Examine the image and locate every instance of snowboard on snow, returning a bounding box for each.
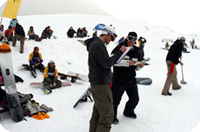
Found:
[73,87,93,108]
[0,44,24,122]
[30,82,71,94]
[21,64,37,78]
[58,71,88,83]
[136,77,152,85]
[77,40,86,46]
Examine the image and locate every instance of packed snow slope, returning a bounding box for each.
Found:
[0,14,200,132]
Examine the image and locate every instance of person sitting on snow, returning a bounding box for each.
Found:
[82,27,88,37]
[43,60,62,90]
[0,24,5,42]
[4,26,13,43]
[29,46,45,76]
[67,26,76,38]
[41,26,53,39]
[27,26,42,42]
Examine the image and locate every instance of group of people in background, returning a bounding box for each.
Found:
[0,18,55,53]
[67,26,88,38]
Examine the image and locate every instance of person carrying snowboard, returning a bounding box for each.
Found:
[161,36,185,96]
[29,46,45,77]
[111,32,145,124]
[85,25,126,132]
[43,60,62,90]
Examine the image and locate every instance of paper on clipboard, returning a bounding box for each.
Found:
[116,47,132,64]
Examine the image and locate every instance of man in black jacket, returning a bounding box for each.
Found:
[85,26,126,132]
[162,37,185,96]
[111,32,145,124]
[12,23,25,53]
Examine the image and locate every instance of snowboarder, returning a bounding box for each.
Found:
[162,36,185,96]
[85,25,126,132]
[43,60,62,90]
[111,32,145,124]
[29,46,45,77]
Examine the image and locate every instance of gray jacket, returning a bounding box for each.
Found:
[85,37,123,84]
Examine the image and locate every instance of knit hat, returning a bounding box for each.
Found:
[49,60,55,63]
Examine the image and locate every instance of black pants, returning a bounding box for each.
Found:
[30,64,45,73]
[112,82,139,119]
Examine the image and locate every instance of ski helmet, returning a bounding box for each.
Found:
[180,36,186,42]
[34,46,39,51]
[101,26,117,41]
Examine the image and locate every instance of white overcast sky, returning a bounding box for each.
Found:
[0,0,199,35]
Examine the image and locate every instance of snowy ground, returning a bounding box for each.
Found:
[0,14,200,132]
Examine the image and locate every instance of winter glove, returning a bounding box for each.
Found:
[40,104,53,112]
[49,84,53,88]
[53,82,56,87]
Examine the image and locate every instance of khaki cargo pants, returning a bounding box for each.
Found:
[89,84,114,132]
[12,34,25,53]
[162,60,180,94]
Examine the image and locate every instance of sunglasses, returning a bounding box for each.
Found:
[127,36,137,42]
[50,63,55,65]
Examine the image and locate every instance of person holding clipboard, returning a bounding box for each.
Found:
[111,31,145,124]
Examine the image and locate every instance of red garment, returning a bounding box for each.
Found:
[169,62,175,74]
[4,29,12,36]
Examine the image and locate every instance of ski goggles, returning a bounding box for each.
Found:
[111,34,117,41]
[127,36,137,42]
[102,28,117,41]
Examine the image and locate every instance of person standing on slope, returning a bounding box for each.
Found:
[162,36,185,96]
[85,26,126,132]
[111,32,145,124]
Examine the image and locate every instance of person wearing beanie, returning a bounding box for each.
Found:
[29,46,45,76]
[161,36,185,96]
[85,25,126,132]
[43,60,62,90]
[111,31,145,124]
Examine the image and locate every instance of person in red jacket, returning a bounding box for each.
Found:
[4,26,13,42]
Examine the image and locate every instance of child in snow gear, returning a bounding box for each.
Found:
[43,60,62,90]
[29,46,45,78]
[111,32,145,124]
[162,36,185,96]
[85,25,126,132]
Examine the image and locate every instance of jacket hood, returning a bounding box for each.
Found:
[85,37,102,52]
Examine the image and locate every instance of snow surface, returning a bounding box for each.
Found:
[0,14,200,132]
